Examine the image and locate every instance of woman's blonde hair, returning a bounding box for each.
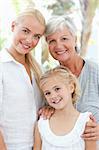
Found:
[16,6,46,85]
[40,66,80,104]
[16,6,45,26]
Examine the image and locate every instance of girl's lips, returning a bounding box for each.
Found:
[56,50,67,55]
[52,98,62,104]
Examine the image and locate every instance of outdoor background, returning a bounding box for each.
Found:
[0,0,99,69]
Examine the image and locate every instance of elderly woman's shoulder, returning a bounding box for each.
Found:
[84,59,99,70]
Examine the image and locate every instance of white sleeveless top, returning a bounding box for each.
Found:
[38,112,91,150]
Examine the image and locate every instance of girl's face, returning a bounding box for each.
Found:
[41,76,74,110]
[46,27,76,62]
[11,15,45,55]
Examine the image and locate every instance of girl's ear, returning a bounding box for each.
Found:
[69,82,75,94]
[11,21,16,32]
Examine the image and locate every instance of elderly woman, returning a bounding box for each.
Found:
[44,15,99,144]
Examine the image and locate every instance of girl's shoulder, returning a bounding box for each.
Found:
[75,112,92,133]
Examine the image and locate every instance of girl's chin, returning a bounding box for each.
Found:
[22,49,30,54]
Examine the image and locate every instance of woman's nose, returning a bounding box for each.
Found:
[55,40,63,49]
[26,34,34,43]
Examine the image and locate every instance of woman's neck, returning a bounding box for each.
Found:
[60,56,84,77]
[7,47,26,65]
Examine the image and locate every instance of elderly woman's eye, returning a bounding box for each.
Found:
[48,40,55,44]
[62,37,68,40]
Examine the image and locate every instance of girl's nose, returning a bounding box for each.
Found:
[51,91,58,98]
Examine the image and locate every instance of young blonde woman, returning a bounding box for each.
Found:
[34,66,96,150]
[0,6,45,150]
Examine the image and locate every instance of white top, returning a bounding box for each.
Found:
[77,59,99,123]
[0,49,43,150]
[38,112,91,150]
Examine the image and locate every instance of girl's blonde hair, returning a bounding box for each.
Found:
[40,66,80,104]
[16,6,46,85]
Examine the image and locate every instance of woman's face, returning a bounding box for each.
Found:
[11,15,45,55]
[46,27,76,62]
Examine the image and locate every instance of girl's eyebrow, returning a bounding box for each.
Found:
[52,85,59,89]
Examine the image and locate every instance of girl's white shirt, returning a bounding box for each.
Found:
[0,49,43,150]
[38,112,91,150]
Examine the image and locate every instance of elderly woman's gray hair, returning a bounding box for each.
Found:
[45,15,77,38]
[45,15,79,52]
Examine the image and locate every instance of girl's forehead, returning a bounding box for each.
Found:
[42,75,67,86]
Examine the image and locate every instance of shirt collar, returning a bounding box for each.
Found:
[0,48,17,63]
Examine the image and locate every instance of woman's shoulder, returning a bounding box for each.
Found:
[84,59,99,77]
[85,59,99,69]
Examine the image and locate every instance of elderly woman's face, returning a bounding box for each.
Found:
[46,27,76,62]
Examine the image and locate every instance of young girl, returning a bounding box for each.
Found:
[0,6,46,150]
[34,66,96,150]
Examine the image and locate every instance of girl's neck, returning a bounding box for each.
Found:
[49,106,80,136]
[53,104,79,119]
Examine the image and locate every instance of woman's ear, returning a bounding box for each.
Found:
[11,21,16,32]
[75,36,77,43]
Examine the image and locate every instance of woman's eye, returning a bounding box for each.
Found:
[22,29,29,34]
[48,40,55,44]
[34,34,41,40]
[62,37,68,41]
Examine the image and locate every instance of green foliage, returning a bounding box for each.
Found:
[11,0,20,14]
[0,37,6,50]
[47,0,75,15]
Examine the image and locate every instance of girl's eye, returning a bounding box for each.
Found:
[55,87,60,91]
[44,91,51,96]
